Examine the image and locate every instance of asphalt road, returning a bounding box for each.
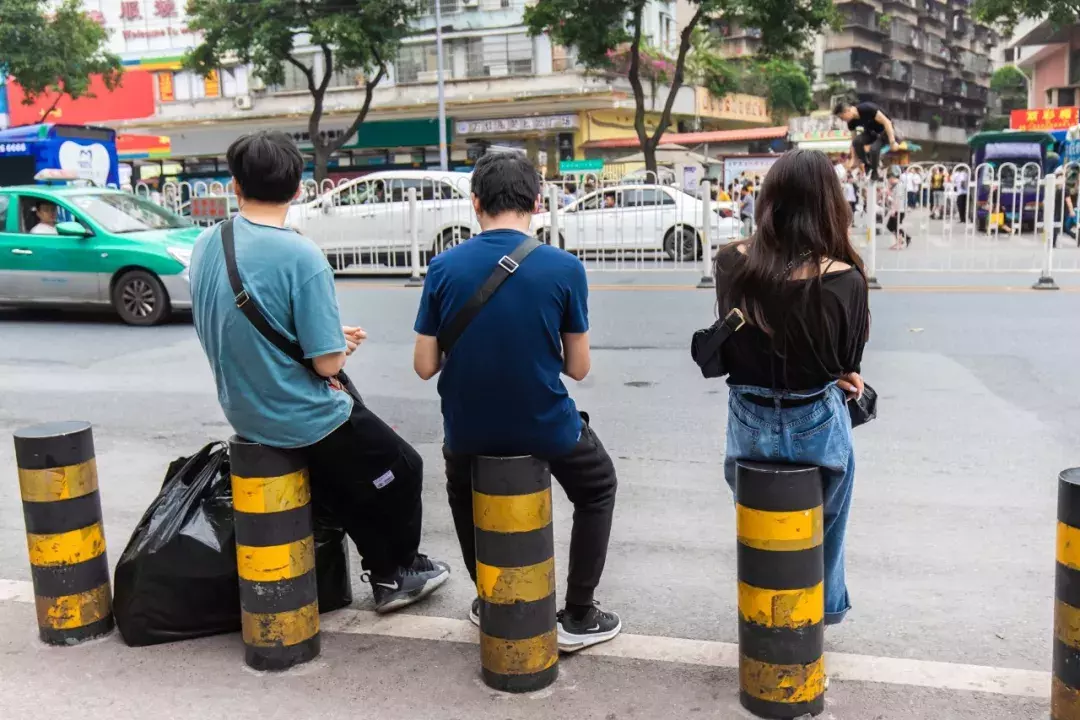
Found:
[0,272,1077,719]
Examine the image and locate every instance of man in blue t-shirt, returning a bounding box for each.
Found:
[190,131,449,614]
[413,152,621,652]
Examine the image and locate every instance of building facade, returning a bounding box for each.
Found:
[706,0,998,159]
[3,0,772,178]
[1010,22,1080,111]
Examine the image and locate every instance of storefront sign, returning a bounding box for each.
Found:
[722,156,780,189]
[1010,107,1079,131]
[157,72,175,102]
[6,71,156,125]
[787,115,848,143]
[559,158,603,173]
[203,69,220,98]
[695,90,769,123]
[456,114,580,136]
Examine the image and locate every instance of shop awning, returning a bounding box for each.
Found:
[582,126,788,150]
[796,140,851,153]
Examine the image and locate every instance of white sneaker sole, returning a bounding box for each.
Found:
[375,569,451,614]
[557,617,622,653]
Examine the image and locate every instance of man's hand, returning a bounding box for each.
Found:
[838,372,864,401]
[890,142,901,153]
[343,326,367,356]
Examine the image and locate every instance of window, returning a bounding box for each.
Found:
[621,188,674,207]
[67,194,190,233]
[1070,49,1080,85]
[0,195,9,230]
[395,43,451,83]
[465,33,533,78]
[1060,88,1076,108]
[17,196,75,234]
[269,55,316,93]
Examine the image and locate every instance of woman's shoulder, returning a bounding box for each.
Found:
[716,242,748,270]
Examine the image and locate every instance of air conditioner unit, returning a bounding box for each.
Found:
[487,63,509,77]
[220,51,240,66]
[249,76,266,91]
[462,0,479,7]
[234,95,253,110]
[417,69,440,82]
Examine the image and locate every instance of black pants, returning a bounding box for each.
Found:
[301,400,423,577]
[443,414,618,607]
[887,212,908,242]
[956,194,968,223]
[853,132,886,175]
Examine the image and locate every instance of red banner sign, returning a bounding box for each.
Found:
[6,71,155,125]
[1010,107,1079,131]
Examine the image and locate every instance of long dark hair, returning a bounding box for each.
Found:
[716,149,866,336]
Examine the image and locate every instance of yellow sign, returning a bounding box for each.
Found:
[157,72,175,103]
[696,89,769,123]
[203,69,221,98]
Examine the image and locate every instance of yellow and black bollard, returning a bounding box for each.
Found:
[736,461,825,719]
[14,421,114,645]
[473,455,558,693]
[230,437,320,671]
[1054,467,1080,718]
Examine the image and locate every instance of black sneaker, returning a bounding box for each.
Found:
[469,597,480,628]
[362,554,450,614]
[557,604,622,653]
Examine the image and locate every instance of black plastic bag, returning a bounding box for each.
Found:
[114,442,353,647]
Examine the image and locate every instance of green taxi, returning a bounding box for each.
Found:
[0,185,202,325]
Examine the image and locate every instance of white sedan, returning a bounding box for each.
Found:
[533,185,740,259]
[285,170,477,267]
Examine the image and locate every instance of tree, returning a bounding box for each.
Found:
[525,0,835,174]
[741,58,813,123]
[185,0,419,182]
[0,0,122,119]
[990,65,1028,114]
[973,0,1075,30]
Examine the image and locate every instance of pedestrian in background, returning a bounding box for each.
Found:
[904,166,922,209]
[887,173,910,249]
[739,185,755,237]
[952,166,969,223]
[413,152,622,653]
[189,131,451,614]
[843,177,858,224]
[929,167,946,219]
[711,148,870,627]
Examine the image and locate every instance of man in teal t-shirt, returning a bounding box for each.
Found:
[190,131,449,613]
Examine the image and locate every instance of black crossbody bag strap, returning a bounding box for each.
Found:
[220,218,315,372]
[436,236,543,353]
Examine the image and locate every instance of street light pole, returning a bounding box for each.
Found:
[434,0,448,171]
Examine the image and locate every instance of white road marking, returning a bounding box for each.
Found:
[0,579,1050,699]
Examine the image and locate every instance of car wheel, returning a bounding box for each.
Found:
[112,270,170,326]
[663,226,700,261]
[434,227,471,255]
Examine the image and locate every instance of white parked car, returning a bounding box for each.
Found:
[532,185,740,259]
[285,170,477,267]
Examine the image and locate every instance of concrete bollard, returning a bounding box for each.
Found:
[14,421,114,645]
[473,455,558,693]
[230,437,320,671]
[1054,468,1080,717]
[736,461,825,718]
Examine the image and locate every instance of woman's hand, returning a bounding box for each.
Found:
[838,371,864,401]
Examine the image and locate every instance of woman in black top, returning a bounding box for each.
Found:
[714,149,870,626]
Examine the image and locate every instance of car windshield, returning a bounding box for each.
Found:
[69,193,191,233]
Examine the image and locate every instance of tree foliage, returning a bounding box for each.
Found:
[525,0,834,172]
[0,0,122,116]
[973,0,1077,31]
[185,0,419,180]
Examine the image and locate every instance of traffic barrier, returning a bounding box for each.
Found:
[473,455,558,693]
[13,421,114,645]
[736,461,825,719]
[1054,467,1080,718]
[230,437,320,671]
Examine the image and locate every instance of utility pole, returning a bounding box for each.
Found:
[434,0,448,171]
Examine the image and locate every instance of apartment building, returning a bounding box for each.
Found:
[3,0,771,176]
[703,0,998,158]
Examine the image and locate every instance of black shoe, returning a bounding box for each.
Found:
[557,603,622,653]
[469,597,480,628]
[362,554,450,614]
